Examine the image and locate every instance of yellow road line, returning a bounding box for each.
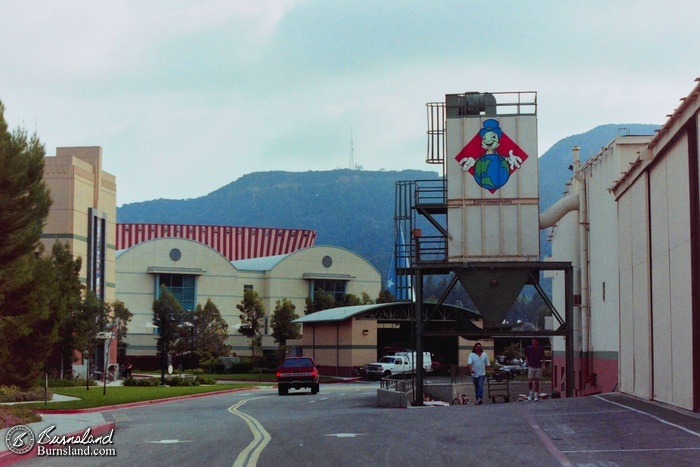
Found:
[228,397,272,467]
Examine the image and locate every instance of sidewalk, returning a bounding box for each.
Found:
[0,380,260,465]
[3,382,699,466]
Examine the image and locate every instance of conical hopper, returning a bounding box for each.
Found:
[458,268,530,324]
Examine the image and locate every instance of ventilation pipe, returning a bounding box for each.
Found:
[539,194,579,229]
[572,147,592,383]
[539,146,590,393]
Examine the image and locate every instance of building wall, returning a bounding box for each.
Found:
[550,82,700,411]
[293,318,378,376]
[116,242,382,358]
[42,146,118,370]
[586,141,648,392]
[648,134,694,408]
[42,146,117,302]
[549,139,649,395]
[617,174,652,399]
[268,246,381,313]
[117,238,241,356]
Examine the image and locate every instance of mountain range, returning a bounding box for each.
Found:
[117,123,660,278]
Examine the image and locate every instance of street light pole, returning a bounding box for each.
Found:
[181,320,195,370]
[190,327,195,368]
[84,349,90,391]
[96,331,113,395]
[159,312,175,386]
[160,316,167,386]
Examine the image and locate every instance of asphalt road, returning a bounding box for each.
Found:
[16,381,700,467]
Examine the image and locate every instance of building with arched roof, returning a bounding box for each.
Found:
[116,239,381,362]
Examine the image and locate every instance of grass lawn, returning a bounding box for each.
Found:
[20,383,261,411]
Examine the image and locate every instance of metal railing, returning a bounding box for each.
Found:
[380,373,415,392]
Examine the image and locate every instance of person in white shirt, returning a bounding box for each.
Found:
[467,342,491,404]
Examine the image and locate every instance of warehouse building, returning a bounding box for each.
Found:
[548,79,700,412]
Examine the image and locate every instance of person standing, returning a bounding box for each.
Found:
[524,338,546,401]
[123,359,133,379]
[467,342,491,404]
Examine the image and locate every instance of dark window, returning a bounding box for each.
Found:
[282,358,314,368]
[158,274,196,311]
[312,279,346,302]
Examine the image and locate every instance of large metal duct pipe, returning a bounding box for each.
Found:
[539,194,579,230]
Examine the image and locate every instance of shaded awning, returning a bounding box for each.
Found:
[146,267,206,275]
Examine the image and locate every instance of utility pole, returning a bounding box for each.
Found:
[349,128,354,170]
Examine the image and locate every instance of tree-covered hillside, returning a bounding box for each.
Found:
[118,123,661,278]
[118,169,441,276]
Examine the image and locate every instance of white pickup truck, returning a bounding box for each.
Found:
[365,351,432,378]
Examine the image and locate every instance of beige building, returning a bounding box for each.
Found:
[41,146,118,374]
[42,146,117,303]
[548,80,700,412]
[116,240,382,359]
[291,304,486,376]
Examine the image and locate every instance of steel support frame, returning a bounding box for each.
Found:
[413,261,574,406]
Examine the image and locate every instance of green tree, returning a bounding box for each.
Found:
[189,298,229,361]
[376,288,394,304]
[0,102,52,304]
[0,101,54,388]
[72,290,110,388]
[502,342,523,361]
[111,299,133,363]
[237,289,265,364]
[153,286,184,384]
[46,241,84,378]
[534,304,549,330]
[0,252,60,388]
[271,298,301,352]
[304,290,335,314]
[360,292,374,305]
[339,293,362,307]
[306,290,376,312]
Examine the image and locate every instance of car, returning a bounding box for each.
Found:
[500,363,524,376]
[276,357,320,395]
[497,359,526,379]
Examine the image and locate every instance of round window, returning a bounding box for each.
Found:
[169,248,182,262]
[322,256,332,268]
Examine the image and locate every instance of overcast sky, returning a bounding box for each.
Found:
[2,0,698,206]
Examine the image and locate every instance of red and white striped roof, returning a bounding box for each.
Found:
[116,223,316,261]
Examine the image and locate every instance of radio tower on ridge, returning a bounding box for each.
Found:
[348,128,355,170]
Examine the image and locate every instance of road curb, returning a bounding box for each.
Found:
[1,386,261,465]
[33,386,260,415]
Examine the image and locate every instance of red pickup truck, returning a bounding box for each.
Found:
[276,357,320,395]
